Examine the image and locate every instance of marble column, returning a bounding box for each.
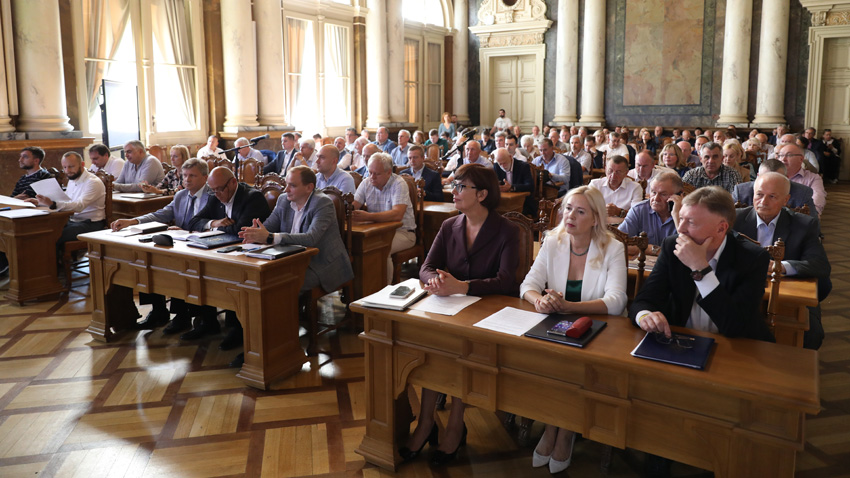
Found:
[12,0,73,132]
[0,13,13,133]
[717,0,753,125]
[578,0,605,125]
[453,0,469,123]
[254,0,286,126]
[386,0,405,123]
[552,0,579,124]
[220,0,259,131]
[753,0,790,125]
[365,0,390,127]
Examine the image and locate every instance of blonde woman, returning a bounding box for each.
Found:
[520,186,627,474]
[141,145,188,195]
[659,143,691,177]
[722,141,751,183]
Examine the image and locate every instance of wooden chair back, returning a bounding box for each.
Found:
[162,162,175,175]
[50,167,69,188]
[401,175,425,247]
[738,232,785,334]
[256,173,286,210]
[682,182,696,196]
[148,144,167,164]
[537,197,562,237]
[607,225,649,299]
[238,158,263,186]
[207,156,233,173]
[638,178,648,199]
[94,170,114,224]
[790,204,810,216]
[321,186,354,254]
[426,144,441,162]
[502,211,536,281]
[349,171,363,189]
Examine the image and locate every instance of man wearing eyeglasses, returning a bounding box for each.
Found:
[629,186,774,342]
[776,143,826,216]
[352,153,416,284]
[619,171,683,256]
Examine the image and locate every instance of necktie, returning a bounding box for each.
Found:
[184,195,196,230]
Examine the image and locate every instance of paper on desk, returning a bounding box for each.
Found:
[473,307,547,336]
[409,294,481,316]
[0,209,49,219]
[31,178,71,202]
[0,195,35,207]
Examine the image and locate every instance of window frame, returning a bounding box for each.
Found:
[403,21,446,131]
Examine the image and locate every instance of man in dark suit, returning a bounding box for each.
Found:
[733,172,831,349]
[732,159,818,221]
[185,167,271,344]
[630,186,774,342]
[264,132,299,175]
[492,147,535,216]
[399,145,443,202]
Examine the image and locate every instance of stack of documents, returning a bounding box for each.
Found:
[357,278,427,311]
[111,222,169,237]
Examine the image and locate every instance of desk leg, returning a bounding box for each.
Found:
[87,248,137,341]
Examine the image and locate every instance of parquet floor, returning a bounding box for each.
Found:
[0,185,848,478]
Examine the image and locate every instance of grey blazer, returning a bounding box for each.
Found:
[135,185,212,230]
[265,190,354,292]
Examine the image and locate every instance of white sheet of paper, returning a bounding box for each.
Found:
[409,294,481,316]
[473,307,547,336]
[0,195,35,207]
[0,209,50,219]
[31,178,71,202]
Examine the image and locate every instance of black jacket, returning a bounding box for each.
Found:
[188,182,271,235]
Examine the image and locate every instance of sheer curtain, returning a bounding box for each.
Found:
[84,0,130,122]
[152,0,196,129]
[323,24,349,126]
[286,18,318,131]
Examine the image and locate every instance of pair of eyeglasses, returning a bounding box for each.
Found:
[451,181,480,193]
[211,178,234,193]
[777,154,802,159]
[653,332,695,350]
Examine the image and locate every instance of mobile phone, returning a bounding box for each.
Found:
[138,235,154,243]
[546,320,573,336]
[217,245,242,253]
[389,285,414,299]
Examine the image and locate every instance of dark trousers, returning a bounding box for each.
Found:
[804,305,825,350]
[58,219,106,251]
[139,293,216,321]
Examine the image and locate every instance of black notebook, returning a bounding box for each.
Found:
[524,314,607,348]
[245,244,306,260]
[630,332,715,370]
[186,233,242,249]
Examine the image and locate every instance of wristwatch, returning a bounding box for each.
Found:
[266,233,274,244]
[690,265,712,281]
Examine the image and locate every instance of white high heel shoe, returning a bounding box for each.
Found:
[548,431,577,474]
[532,434,551,468]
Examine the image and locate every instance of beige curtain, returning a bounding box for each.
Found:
[152,0,196,129]
[84,0,131,122]
[286,18,308,122]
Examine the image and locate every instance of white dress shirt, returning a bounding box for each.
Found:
[56,169,106,222]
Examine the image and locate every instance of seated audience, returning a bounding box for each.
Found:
[26,151,106,252]
[661,143,691,177]
[402,164,519,467]
[732,159,818,220]
[530,125,545,146]
[588,155,642,217]
[733,172,830,350]
[196,135,225,159]
[344,127,358,152]
[533,139,573,196]
[520,134,538,160]
[110,158,213,334]
[629,186,774,342]
[568,134,592,173]
[352,153,416,282]
[88,143,125,178]
[334,136,352,170]
[438,111,456,141]
[682,141,741,193]
[619,170,683,256]
[399,145,443,202]
[114,141,165,193]
[550,128,567,150]
[444,141,493,183]
[349,137,370,172]
[12,146,51,199]
[315,145,356,194]
[505,134,527,163]
[521,186,627,474]
[796,136,821,173]
[777,143,826,216]
[412,130,427,146]
[297,138,318,169]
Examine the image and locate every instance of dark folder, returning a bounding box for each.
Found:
[524,314,607,348]
[186,233,242,249]
[245,244,306,260]
[630,332,715,370]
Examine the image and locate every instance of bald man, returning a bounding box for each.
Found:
[188,167,271,236]
[776,143,826,216]
[197,135,225,159]
[733,172,830,349]
[372,126,398,154]
[315,145,355,194]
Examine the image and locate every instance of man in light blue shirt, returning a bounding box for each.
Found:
[114,140,165,192]
[619,170,682,256]
[372,126,398,154]
[315,145,355,194]
[532,138,570,192]
[391,129,412,166]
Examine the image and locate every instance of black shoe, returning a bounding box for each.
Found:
[229,353,244,368]
[180,317,220,340]
[137,308,170,329]
[219,328,243,351]
[399,423,439,463]
[162,315,192,335]
[429,425,467,467]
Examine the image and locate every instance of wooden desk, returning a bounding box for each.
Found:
[353,297,820,476]
[441,187,529,213]
[351,222,402,299]
[422,201,459,250]
[628,256,819,347]
[111,193,174,220]
[80,230,318,390]
[0,205,73,304]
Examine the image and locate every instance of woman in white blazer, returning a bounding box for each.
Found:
[519,185,627,474]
